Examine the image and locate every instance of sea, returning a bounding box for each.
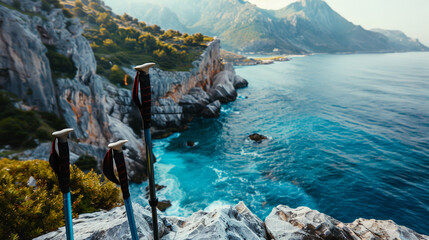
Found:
[130,52,429,234]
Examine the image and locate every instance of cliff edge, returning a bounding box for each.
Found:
[35,202,429,240]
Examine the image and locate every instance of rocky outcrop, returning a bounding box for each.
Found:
[36,202,428,240]
[148,40,248,138]
[35,202,267,240]
[265,205,429,240]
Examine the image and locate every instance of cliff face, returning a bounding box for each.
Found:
[0,1,246,182]
[35,202,429,240]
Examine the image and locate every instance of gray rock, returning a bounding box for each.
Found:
[164,201,267,240]
[0,6,58,114]
[265,205,429,240]
[36,202,266,240]
[34,204,168,240]
[201,100,221,118]
[179,87,211,114]
[346,218,429,240]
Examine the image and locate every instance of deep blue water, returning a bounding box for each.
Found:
[131,52,429,234]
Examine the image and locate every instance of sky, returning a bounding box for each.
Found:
[247,0,429,46]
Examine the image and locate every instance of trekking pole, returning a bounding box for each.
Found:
[132,63,159,240]
[102,140,139,240]
[49,128,74,240]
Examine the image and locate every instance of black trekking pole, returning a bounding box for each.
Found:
[49,128,74,240]
[102,140,139,240]
[132,62,159,240]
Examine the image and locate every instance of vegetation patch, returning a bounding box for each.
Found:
[60,0,213,87]
[74,155,99,172]
[45,44,77,79]
[0,92,67,149]
[0,158,122,240]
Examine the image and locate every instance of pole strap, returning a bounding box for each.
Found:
[102,149,131,199]
[49,138,70,193]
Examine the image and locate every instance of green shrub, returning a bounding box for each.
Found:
[108,65,129,87]
[0,158,122,239]
[12,0,20,9]
[38,112,67,130]
[0,92,66,149]
[45,44,77,79]
[74,155,98,172]
[62,8,73,18]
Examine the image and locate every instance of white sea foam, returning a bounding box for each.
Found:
[204,200,233,212]
[240,148,262,157]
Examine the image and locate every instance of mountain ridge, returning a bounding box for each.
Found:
[104,0,428,54]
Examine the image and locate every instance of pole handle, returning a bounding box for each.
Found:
[113,150,130,199]
[49,138,71,193]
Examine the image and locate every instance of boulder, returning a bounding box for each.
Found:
[157,200,172,212]
[164,201,267,240]
[265,205,356,240]
[178,87,211,114]
[209,70,238,103]
[234,75,248,89]
[346,218,429,240]
[265,205,429,240]
[201,100,221,118]
[248,133,268,143]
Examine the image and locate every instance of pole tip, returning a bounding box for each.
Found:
[134,63,156,74]
[52,128,74,138]
[108,140,128,151]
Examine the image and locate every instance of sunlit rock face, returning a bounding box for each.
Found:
[265,205,429,240]
[36,202,428,240]
[35,202,267,240]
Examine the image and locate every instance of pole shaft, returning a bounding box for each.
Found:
[143,128,159,240]
[124,197,139,240]
[63,192,74,240]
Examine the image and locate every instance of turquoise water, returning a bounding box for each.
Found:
[131,52,429,234]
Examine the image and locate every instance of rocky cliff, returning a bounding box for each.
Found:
[35,202,429,240]
[0,0,247,182]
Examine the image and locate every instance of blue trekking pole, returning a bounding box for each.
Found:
[49,128,74,240]
[132,63,159,240]
[102,140,139,240]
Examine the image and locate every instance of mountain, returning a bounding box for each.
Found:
[104,0,429,53]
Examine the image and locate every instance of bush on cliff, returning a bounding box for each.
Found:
[0,92,67,149]
[0,158,122,240]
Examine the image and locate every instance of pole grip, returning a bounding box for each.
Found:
[113,150,130,199]
[49,138,71,193]
[139,72,152,129]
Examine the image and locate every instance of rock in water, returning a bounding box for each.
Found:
[248,133,268,143]
[157,200,172,212]
[201,100,221,118]
[186,141,195,147]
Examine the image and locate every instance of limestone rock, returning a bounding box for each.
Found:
[201,100,221,118]
[164,201,267,240]
[265,205,429,240]
[179,87,211,114]
[34,204,168,240]
[346,218,429,240]
[36,202,266,240]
